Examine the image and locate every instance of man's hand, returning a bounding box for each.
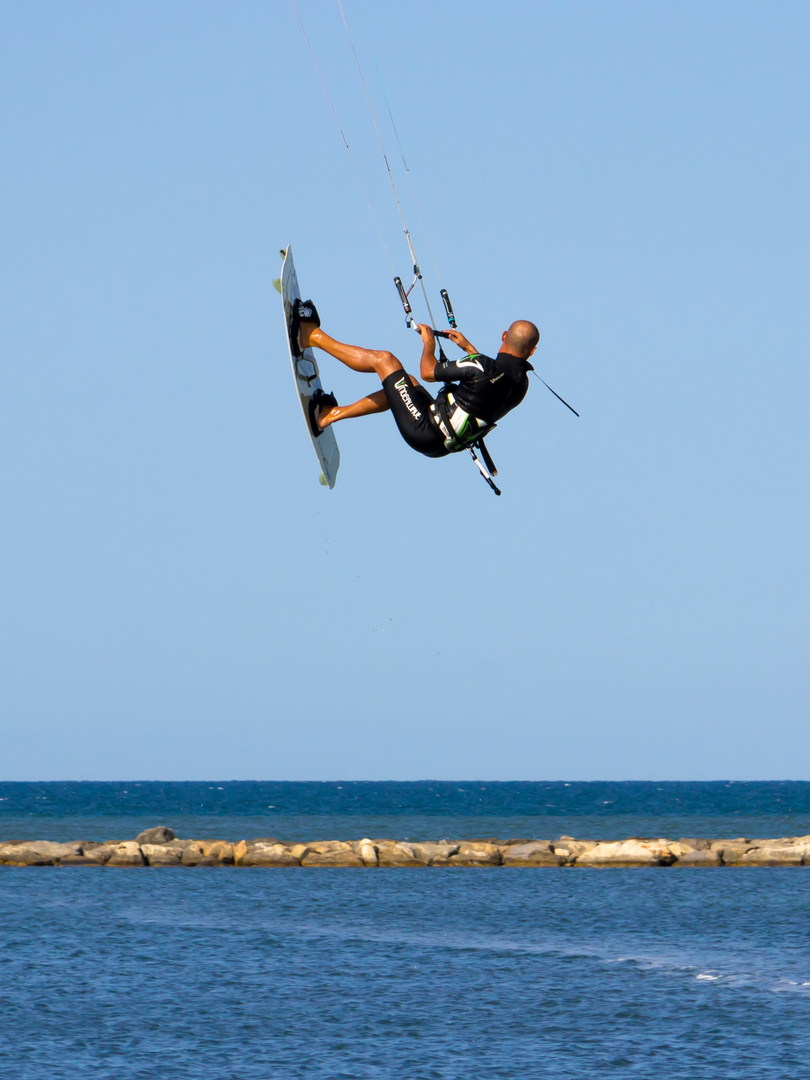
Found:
[417,323,436,347]
[444,328,477,355]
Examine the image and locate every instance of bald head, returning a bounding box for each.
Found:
[502,320,540,359]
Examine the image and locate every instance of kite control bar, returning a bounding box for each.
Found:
[394,276,458,333]
[404,326,454,340]
[393,274,458,366]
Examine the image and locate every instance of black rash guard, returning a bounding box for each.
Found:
[381,349,533,459]
[431,351,533,449]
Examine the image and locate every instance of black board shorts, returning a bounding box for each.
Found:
[382,371,450,458]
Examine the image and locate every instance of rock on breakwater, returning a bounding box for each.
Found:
[2,832,810,867]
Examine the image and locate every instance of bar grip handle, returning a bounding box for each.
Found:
[394,277,412,315]
[441,289,457,327]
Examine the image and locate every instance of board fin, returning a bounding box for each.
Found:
[272,278,282,294]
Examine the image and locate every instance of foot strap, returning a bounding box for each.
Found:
[290,298,321,357]
[308,389,337,439]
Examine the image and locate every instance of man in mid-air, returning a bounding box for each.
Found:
[293,301,539,459]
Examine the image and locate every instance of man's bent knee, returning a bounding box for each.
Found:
[372,350,403,379]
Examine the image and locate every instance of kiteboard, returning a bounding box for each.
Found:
[276,246,340,489]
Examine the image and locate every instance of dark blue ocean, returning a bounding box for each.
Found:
[2,779,810,842]
[2,783,810,1079]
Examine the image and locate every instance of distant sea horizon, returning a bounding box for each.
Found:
[2,779,808,842]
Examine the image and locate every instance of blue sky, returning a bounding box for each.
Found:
[2,1,808,780]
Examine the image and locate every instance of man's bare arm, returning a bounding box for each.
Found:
[444,328,478,355]
[417,324,438,381]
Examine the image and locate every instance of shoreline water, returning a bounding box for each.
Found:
[3,827,810,867]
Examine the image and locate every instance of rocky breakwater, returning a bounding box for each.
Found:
[2,828,810,867]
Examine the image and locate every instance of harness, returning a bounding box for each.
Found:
[429,394,501,496]
[430,393,493,452]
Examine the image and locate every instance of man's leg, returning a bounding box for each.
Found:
[318,389,389,430]
[301,321,421,429]
[300,323,404,380]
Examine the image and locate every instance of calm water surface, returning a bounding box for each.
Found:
[2,867,809,1079]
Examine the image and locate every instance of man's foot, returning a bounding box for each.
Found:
[308,389,338,438]
[296,299,320,325]
[291,298,320,355]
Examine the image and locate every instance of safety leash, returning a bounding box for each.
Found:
[531,371,580,417]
